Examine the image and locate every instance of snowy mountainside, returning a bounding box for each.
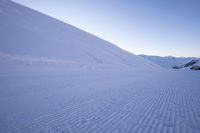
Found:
[0,0,158,69]
[173,59,200,70]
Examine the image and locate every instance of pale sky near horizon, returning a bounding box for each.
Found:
[12,0,200,57]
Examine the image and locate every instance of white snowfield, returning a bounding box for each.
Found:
[0,0,200,133]
[0,60,200,133]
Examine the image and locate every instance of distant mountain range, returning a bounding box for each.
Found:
[140,55,200,70]
[173,59,200,70]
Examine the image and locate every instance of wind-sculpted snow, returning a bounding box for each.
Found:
[0,62,200,133]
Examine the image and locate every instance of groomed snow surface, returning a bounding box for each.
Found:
[0,0,200,133]
[0,56,200,133]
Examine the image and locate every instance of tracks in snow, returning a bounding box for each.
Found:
[1,86,200,133]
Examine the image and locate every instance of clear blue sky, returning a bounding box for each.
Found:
[12,0,200,57]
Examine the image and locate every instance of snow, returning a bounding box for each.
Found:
[140,55,200,70]
[173,59,200,70]
[0,61,200,133]
[0,0,159,70]
[0,1,200,133]
[140,55,192,68]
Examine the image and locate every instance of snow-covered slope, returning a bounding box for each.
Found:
[0,0,158,69]
[1,1,200,133]
[140,54,192,68]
